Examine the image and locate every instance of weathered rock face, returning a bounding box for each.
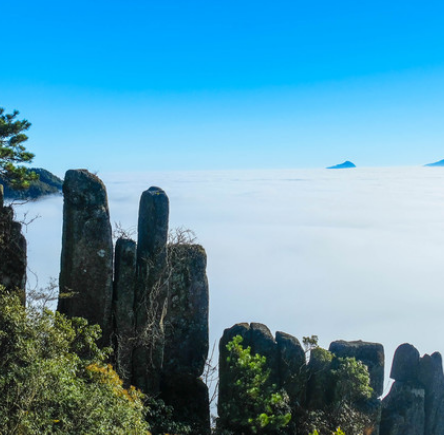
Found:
[0,184,27,305]
[218,322,251,424]
[380,343,444,435]
[132,186,169,395]
[250,322,280,387]
[380,381,425,435]
[218,323,305,432]
[276,331,306,406]
[419,352,444,435]
[161,243,210,435]
[113,237,137,384]
[390,343,420,382]
[329,340,385,397]
[329,340,384,435]
[58,170,114,347]
[161,375,211,435]
[163,244,209,376]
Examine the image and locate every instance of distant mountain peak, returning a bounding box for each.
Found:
[326,161,356,169]
[425,159,444,167]
[0,168,63,200]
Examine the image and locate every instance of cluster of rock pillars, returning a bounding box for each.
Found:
[1,171,444,435]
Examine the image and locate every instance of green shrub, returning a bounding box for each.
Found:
[218,335,291,435]
[0,286,151,434]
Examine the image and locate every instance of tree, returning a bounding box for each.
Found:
[218,335,291,435]
[0,107,37,188]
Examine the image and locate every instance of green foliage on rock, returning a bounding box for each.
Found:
[302,338,374,435]
[218,334,291,435]
[0,107,38,189]
[0,285,151,434]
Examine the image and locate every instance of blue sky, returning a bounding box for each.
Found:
[2,0,444,173]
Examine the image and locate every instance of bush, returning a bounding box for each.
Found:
[0,286,151,434]
[218,335,291,435]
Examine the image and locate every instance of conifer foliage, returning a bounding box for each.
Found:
[0,107,37,188]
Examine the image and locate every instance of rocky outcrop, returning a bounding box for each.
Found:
[56,174,211,434]
[380,343,444,435]
[276,331,306,406]
[218,323,306,431]
[329,340,384,398]
[218,322,251,426]
[419,352,444,435]
[0,184,27,304]
[380,381,425,435]
[113,237,137,384]
[163,244,209,376]
[218,325,390,435]
[161,244,210,434]
[132,186,169,395]
[1,167,62,200]
[329,340,384,435]
[58,170,114,347]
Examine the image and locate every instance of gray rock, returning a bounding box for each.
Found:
[250,323,279,386]
[217,323,251,422]
[161,243,210,434]
[329,340,385,397]
[276,331,306,408]
[419,352,444,435]
[113,237,137,384]
[163,244,209,377]
[160,374,211,435]
[133,186,169,395]
[390,343,420,382]
[58,170,114,347]
[0,191,27,304]
[380,381,425,435]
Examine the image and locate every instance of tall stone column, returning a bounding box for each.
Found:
[113,237,137,384]
[161,243,210,435]
[132,186,169,395]
[58,170,114,347]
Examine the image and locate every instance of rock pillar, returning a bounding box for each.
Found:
[132,186,169,395]
[329,340,384,435]
[58,170,114,347]
[276,331,306,406]
[419,352,444,435]
[113,237,137,384]
[380,343,425,435]
[161,243,210,435]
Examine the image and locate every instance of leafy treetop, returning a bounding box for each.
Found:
[0,107,37,188]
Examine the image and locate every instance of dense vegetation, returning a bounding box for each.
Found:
[0,285,151,434]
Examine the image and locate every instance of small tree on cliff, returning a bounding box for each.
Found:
[218,335,291,435]
[0,107,37,188]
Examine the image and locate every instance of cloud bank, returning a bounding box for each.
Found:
[14,166,444,395]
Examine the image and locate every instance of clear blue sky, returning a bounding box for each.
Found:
[2,0,444,173]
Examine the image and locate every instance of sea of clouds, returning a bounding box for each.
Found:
[13,166,444,396]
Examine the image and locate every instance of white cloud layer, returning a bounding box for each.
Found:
[13,166,444,395]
